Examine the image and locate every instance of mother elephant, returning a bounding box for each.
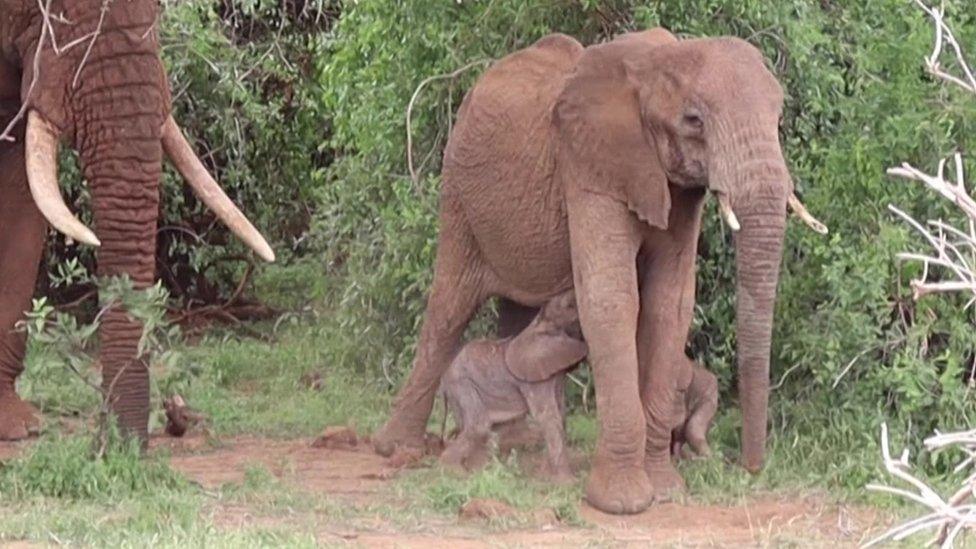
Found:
[374,29,824,514]
[0,1,274,443]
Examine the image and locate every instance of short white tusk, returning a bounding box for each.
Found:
[161,116,276,262]
[787,193,828,235]
[25,112,101,247]
[716,193,740,232]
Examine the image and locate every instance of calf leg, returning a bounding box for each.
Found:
[439,380,492,471]
[523,381,573,483]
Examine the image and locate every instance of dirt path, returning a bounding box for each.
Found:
[148,435,883,547]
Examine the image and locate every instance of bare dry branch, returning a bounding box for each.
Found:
[405,59,491,188]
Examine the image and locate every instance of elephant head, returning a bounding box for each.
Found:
[555,32,825,472]
[505,291,587,383]
[1,1,273,440]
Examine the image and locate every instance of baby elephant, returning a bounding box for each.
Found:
[671,361,719,460]
[439,291,585,482]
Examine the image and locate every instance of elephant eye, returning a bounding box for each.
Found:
[682,110,704,130]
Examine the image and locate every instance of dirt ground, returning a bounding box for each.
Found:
[129,434,884,547]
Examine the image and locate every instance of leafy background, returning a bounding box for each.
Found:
[41,0,976,477]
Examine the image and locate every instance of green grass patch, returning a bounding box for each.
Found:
[0,432,187,501]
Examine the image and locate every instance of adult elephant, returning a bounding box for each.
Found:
[0,1,274,443]
[374,28,825,514]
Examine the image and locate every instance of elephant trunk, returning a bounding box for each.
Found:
[711,122,790,473]
[733,191,786,472]
[75,54,166,444]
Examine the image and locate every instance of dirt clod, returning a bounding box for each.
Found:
[459,498,518,522]
[163,394,205,437]
[531,508,560,527]
[386,445,425,469]
[299,370,326,391]
[311,426,358,449]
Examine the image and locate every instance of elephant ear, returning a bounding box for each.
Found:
[554,41,671,230]
[505,324,587,383]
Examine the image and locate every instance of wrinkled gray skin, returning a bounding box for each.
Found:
[671,362,718,459]
[439,292,585,482]
[440,291,719,481]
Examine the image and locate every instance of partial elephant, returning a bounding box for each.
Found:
[439,290,585,482]
[373,27,826,514]
[671,361,718,459]
[0,1,274,443]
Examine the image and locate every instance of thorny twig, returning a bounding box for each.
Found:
[868,2,976,547]
[0,0,118,142]
[405,59,491,188]
[864,425,976,548]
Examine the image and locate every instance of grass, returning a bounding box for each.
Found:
[0,261,929,546]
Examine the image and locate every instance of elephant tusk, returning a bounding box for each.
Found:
[716,193,740,232]
[25,112,101,247]
[161,116,276,262]
[787,193,828,235]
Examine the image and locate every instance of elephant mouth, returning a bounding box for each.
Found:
[710,189,827,235]
[23,111,276,262]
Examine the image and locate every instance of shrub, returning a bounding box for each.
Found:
[312,0,976,475]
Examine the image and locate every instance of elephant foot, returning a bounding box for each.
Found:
[585,462,654,514]
[0,391,41,441]
[372,416,426,457]
[645,460,686,502]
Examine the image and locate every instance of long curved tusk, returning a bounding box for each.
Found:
[716,193,740,232]
[161,116,275,262]
[787,193,828,235]
[25,112,101,247]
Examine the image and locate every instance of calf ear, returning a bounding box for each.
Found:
[505,327,587,383]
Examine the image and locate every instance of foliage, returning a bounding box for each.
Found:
[44,0,338,309]
[0,431,186,500]
[312,0,976,479]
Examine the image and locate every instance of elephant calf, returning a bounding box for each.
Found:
[439,291,585,482]
[440,290,719,481]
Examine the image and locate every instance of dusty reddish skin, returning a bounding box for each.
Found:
[374,28,792,514]
[0,1,177,444]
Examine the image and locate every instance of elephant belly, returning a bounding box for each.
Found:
[443,35,582,304]
[467,184,574,304]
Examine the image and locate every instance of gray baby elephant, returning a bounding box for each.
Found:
[439,291,585,482]
[439,291,720,480]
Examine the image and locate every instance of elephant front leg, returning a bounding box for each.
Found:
[0,137,46,441]
[636,187,706,499]
[567,190,651,514]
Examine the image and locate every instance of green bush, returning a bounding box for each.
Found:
[312,0,976,477]
[45,1,337,308]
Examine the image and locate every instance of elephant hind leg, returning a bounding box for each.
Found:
[373,204,491,457]
[0,135,47,440]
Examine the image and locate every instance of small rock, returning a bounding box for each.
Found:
[423,432,445,456]
[163,394,205,438]
[311,426,358,449]
[299,371,326,391]
[532,508,560,528]
[458,498,517,522]
[386,446,425,469]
